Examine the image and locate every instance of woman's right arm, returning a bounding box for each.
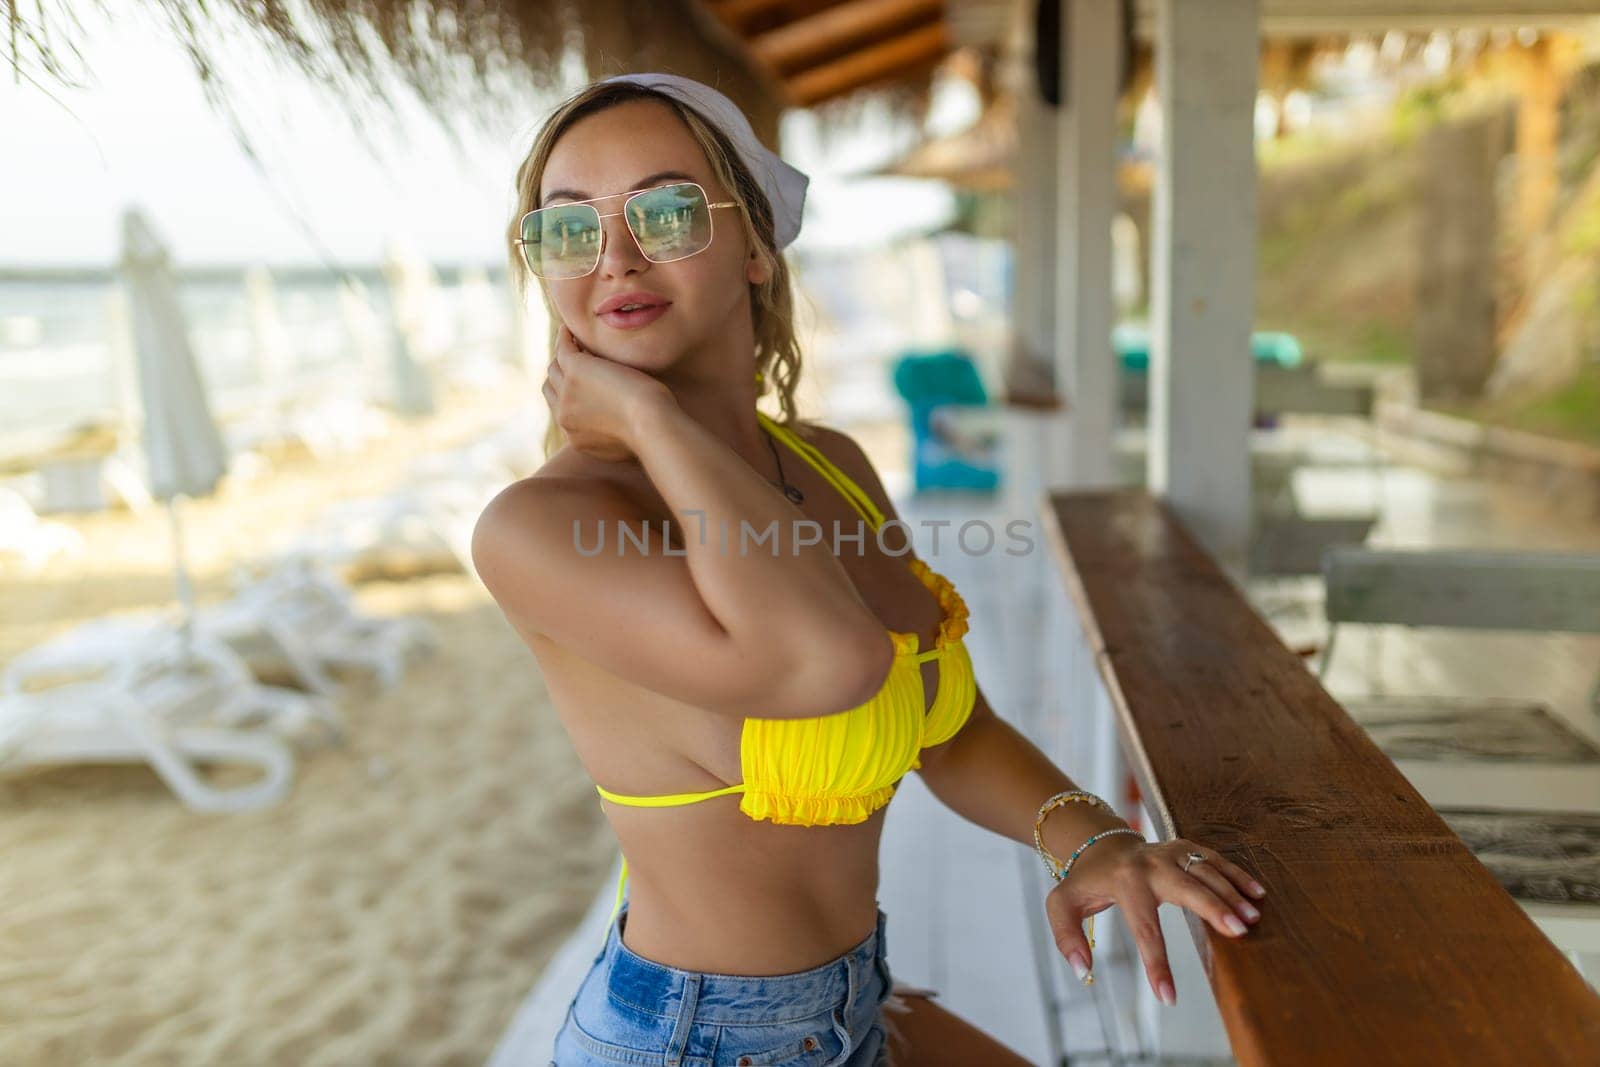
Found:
[471,395,893,721]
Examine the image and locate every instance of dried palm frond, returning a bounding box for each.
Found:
[5,0,788,150]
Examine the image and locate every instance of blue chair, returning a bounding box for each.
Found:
[890,349,1001,494]
[1113,323,1305,427]
[1112,323,1304,371]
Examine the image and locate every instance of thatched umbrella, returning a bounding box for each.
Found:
[13,0,997,174]
[6,0,950,154]
[867,90,1019,191]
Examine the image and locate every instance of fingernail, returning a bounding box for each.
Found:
[1250,881,1266,897]
[1068,951,1089,982]
[1225,915,1248,936]
[1158,979,1176,1006]
[1240,902,1260,921]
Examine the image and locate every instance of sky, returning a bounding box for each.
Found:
[0,3,972,270]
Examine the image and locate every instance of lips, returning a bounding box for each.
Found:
[595,289,672,331]
[595,290,670,316]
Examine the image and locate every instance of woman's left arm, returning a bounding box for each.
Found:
[802,423,1268,1005]
[915,693,1267,1004]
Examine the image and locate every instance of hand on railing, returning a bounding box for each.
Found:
[1043,834,1267,1007]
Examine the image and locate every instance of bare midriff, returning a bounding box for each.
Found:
[533,629,889,975]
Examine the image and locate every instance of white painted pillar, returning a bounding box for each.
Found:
[1005,58,1070,495]
[1149,0,1259,577]
[1055,0,1121,488]
[1012,73,1056,389]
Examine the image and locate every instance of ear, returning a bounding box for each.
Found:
[745,247,772,287]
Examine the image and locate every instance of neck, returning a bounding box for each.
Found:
[644,292,769,463]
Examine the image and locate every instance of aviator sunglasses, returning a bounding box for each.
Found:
[516,181,741,280]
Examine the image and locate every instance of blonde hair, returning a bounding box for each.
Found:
[507,81,806,460]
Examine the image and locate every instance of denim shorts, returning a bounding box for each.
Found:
[549,902,897,1066]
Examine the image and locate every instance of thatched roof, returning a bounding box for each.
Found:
[7,0,976,157]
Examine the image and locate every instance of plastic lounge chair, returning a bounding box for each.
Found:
[0,486,85,571]
[285,433,512,583]
[195,594,342,698]
[287,484,481,581]
[0,627,298,812]
[19,569,353,705]
[3,615,342,745]
[229,557,438,689]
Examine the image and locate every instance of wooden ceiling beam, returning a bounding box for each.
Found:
[751,0,945,73]
[784,20,951,105]
[710,0,835,35]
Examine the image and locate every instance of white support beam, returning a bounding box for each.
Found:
[1005,73,1078,499]
[1149,0,1259,577]
[1054,0,1122,488]
[1004,68,1056,398]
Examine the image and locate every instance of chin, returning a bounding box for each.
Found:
[594,334,683,372]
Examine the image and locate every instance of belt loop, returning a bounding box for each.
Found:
[828,956,858,1065]
[666,972,700,1065]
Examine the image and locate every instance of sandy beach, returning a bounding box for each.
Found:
[0,380,619,1064]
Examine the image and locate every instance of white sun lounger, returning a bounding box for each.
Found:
[4,609,344,741]
[228,557,438,688]
[1,626,300,812]
[0,486,85,572]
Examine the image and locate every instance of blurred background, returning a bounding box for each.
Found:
[4,1,1600,1063]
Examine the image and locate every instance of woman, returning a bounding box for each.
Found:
[473,73,1268,1067]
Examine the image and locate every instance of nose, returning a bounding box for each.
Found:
[596,210,649,279]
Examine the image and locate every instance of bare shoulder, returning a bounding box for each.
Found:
[470,454,655,608]
[473,472,614,550]
[790,419,910,547]
[478,449,645,529]
[789,421,889,508]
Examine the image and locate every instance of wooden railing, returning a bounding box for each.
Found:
[1041,487,1600,1065]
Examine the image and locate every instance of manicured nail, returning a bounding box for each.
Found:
[1240,902,1260,921]
[1250,881,1266,897]
[1225,915,1248,936]
[1158,979,1176,1006]
[1068,951,1089,982]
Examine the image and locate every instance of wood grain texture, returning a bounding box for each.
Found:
[1042,488,1600,1065]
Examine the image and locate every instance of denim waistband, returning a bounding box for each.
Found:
[602,904,889,1026]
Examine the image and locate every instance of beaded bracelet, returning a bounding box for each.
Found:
[1034,791,1145,986]
[1058,826,1146,881]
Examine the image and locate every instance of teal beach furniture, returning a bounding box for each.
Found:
[890,349,1001,494]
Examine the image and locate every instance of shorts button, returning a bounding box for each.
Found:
[737,1058,752,1066]
[803,1036,818,1050]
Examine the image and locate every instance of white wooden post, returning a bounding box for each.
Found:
[1149,0,1259,578]
[1003,54,1076,498]
[1012,73,1057,397]
[1056,0,1121,488]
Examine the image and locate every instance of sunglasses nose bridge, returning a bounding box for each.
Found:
[592,207,650,276]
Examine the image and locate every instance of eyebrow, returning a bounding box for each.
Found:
[540,170,700,208]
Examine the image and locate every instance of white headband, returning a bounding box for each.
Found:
[595,72,809,251]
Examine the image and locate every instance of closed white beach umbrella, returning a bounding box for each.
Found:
[245,264,293,416]
[338,275,389,401]
[380,241,438,416]
[117,206,229,635]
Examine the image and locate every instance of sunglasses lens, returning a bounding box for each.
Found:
[626,183,714,263]
[522,204,601,279]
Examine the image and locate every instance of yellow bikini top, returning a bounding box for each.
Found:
[594,410,978,927]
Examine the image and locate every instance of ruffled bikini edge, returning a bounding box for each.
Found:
[738,782,898,825]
